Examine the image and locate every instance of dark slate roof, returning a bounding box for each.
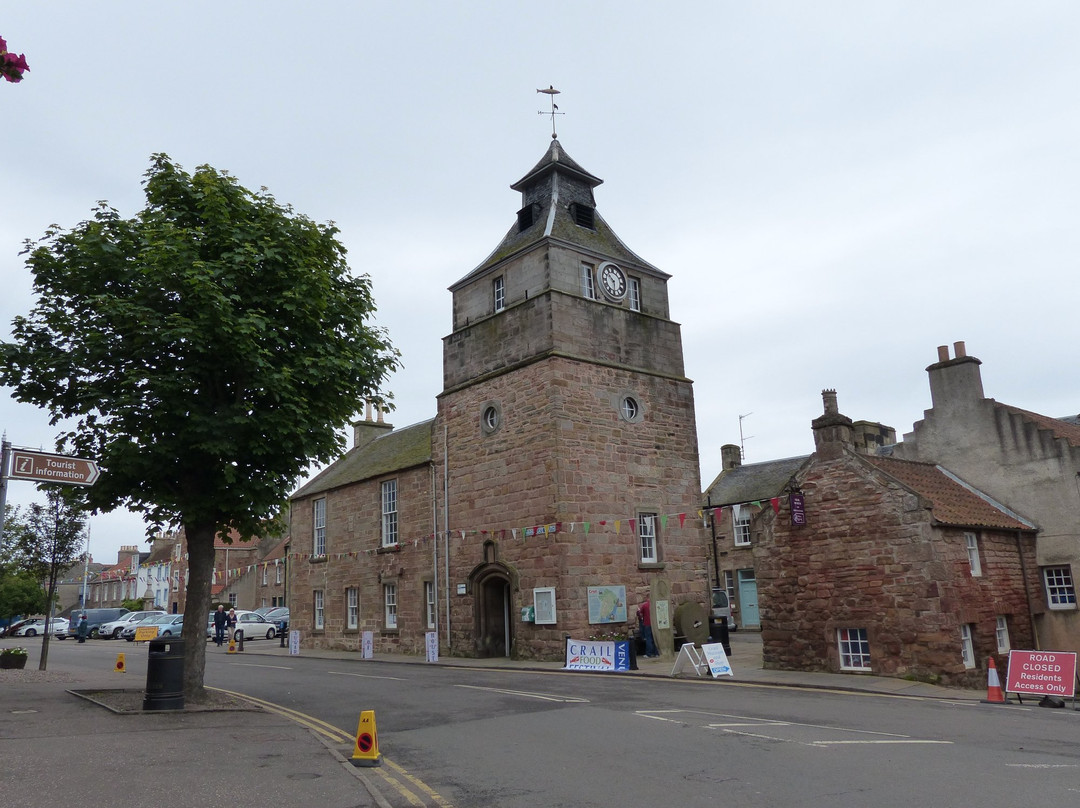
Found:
[703,455,810,506]
[863,456,1036,531]
[291,419,434,499]
[454,140,663,286]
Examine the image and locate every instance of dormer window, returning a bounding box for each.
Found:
[569,202,595,230]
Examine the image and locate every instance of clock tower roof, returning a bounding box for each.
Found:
[454,140,663,289]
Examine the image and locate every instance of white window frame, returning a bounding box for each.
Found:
[276,564,282,584]
[346,587,359,630]
[1044,566,1077,609]
[639,513,658,564]
[628,277,641,311]
[734,511,752,547]
[620,396,639,421]
[172,570,179,591]
[381,479,399,547]
[228,593,237,607]
[384,583,398,629]
[965,532,982,577]
[838,627,871,671]
[960,624,976,668]
[425,581,436,630]
[995,616,1010,653]
[580,262,595,299]
[313,497,326,556]
[314,590,325,630]
[261,566,268,586]
[493,276,505,312]
[724,570,735,603]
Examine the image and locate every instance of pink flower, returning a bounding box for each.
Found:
[0,35,29,83]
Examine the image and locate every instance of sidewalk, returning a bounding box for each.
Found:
[0,631,981,808]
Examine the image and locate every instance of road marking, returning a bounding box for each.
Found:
[814,740,953,745]
[210,686,455,807]
[328,670,407,681]
[232,662,293,670]
[637,709,951,747]
[1006,763,1079,769]
[455,684,589,703]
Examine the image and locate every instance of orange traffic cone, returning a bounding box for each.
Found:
[984,656,1006,704]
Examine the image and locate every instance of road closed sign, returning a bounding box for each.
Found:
[1005,650,1077,698]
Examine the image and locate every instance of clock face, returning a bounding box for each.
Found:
[598,262,627,301]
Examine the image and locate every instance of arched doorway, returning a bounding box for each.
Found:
[470,558,513,658]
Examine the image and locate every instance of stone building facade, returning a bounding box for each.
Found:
[888,343,1080,654]
[756,391,1040,688]
[289,139,711,660]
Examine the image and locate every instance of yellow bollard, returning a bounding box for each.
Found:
[114,653,126,673]
[350,710,382,767]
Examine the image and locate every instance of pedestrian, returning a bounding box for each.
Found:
[76,613,89,643]
[213,605,228,646]
[226,608,237,644]
[637,596,658,658]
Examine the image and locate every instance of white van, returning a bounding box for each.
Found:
[710,588,736,632]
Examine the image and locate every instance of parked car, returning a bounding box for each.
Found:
[66,607,130,640]
[204,609,277,641]
[261,607,289,629]
[1,618,33,637]
[14,617,69,637]
[121,613,183,641]
[98,610,166,639]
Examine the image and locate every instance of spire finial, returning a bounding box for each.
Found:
[536,85,563,139]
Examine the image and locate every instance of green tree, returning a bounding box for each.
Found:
[0,155,399,699]
[3,490,87,669]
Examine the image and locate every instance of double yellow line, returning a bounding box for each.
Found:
[208,687,454,808]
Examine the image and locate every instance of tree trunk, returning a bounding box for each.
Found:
[182,520,216,702]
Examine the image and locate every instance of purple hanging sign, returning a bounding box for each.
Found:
[790,493,806,526]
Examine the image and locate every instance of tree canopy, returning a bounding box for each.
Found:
[0,154,399,695]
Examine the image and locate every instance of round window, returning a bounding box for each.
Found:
[481,404,502,434]
[620,396,639,421]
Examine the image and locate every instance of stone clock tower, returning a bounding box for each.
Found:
[435,139,708,660]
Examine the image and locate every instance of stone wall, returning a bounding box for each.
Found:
[759,452,1039,688]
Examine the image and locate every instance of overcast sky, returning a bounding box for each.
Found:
[3,3,1078,565]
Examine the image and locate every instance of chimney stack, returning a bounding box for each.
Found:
[720,444,742,470]
[811,389,854,460]
[927,342,983,410]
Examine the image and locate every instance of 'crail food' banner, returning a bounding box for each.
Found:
[563,638,631,672]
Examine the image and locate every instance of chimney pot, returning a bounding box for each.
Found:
[822,389,838,416]
[937,345,950,362]
[953,341,967,358]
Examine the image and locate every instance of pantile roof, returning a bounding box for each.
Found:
[863,456,1036,531]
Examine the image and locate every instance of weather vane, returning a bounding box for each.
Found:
[537,85,563,139]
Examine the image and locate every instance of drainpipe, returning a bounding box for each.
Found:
[706,495,720,592]
[1016,529,1039,650]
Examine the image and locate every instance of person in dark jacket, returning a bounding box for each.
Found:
[212,605,228,646]
[76,613,88,643]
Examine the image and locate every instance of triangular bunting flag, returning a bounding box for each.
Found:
[770,497,781,513]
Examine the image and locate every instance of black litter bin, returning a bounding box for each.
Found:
[144,636,185,711]
[709,618,731,655]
